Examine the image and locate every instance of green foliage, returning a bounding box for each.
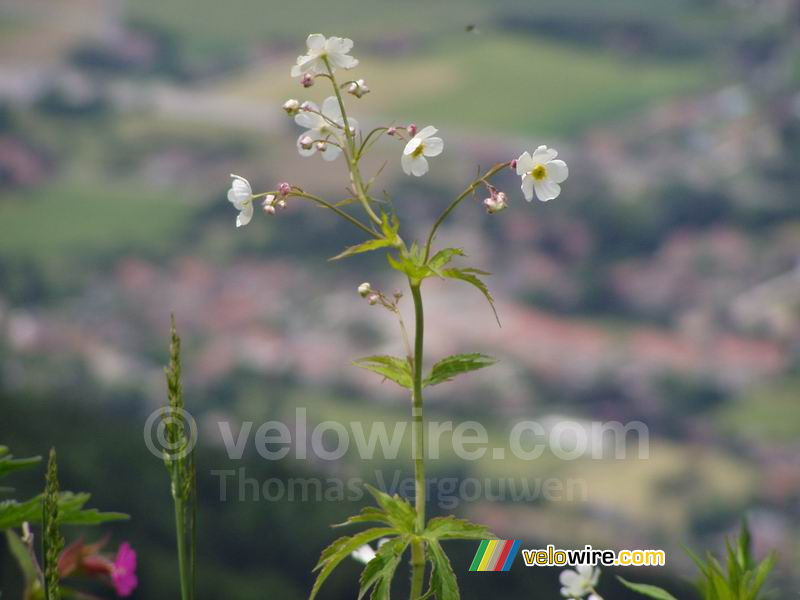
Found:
[423,353,497,388]
[622,520,776,600]
[0,446,41,485]
[330,238,396,261]
[358,537,408,600]
[353,355,413,390]
[618,578,679,600]
[426,540,459,600]
[6,529,41,591]
[0,491,129,531]
[422,515,494,541]
[42,448,64,600]
[310,527,398,600]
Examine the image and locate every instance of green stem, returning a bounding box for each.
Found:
[409,282,426,599]
[323,58,382,226]
[173,493,191,600]
[423,161,511,262]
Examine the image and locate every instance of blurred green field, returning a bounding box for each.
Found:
[0,179,190,261]
[226,34,712,136]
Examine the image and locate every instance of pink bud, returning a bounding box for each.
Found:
[387,126,397,136]
[276,199,287,210]
[510,159,517,170]
[367,294,380,305]
[407,124,417,136]
[277,182,291,196]
[301,73,314,88]
[300,101,312,112]
[299,136,313,150]
[316,141,326,151]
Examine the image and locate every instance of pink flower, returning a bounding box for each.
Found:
[110,542,138,597]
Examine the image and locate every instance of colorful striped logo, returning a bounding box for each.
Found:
[469,540,521,572]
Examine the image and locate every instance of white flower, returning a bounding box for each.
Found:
[347,79,370,98]
[350,538,389,564]
[294,96,358,161]
[401,126,443,177]
[291,34,358,78]
[227,174,254,227]
[516,145,568,202]
[559,565,600,599]
[358,282,372,298]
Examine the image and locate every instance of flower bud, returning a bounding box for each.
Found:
[282,99,300,116]
[358,282,371,298]
[367,293,380,305]
[276,198,287,210]
[301,73,314,88]
[299,136,314,150]
[393,289,403,300]
[263,195,277,214]
[316,141,327,151]
[347,79,370,98]
[484,191,508,214]
[510,159,517,170]
[277,182,291,196]
[387,126,397,136]
[407,123,417,136]
[300,101,312,112]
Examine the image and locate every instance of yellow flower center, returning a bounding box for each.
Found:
[531,164,547,181]
[411,143,425,158]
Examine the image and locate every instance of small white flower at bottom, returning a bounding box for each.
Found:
[559,564,600,599]
[350,538,390,564]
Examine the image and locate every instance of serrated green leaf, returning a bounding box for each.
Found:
[423,515,494,541]
[441,268,500,326]
[423,353,497,388]
[358,537,408,600]
[353,355,413,390]
[0,492,129,531]
[334,506,394,529]
[310,527,396,600]
[427,248,465,278]
[617,577,679,600]
[427,540,459,600]
[387,253,430,282]
[330,238,394,261]
[379,211,400,239]
[364,485,416,534]
[0,451,42,481]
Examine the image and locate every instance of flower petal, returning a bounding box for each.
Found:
[329,53,359,69]
[403,137,422,155]
[401,152,414,175]
[306,33,326,52]
[321,143,342,161]
[417,125,438,140]
[326,36,353,55]
[520,174,535,201]
[236,201,253,227]
[409,155,429,177]
[531,144,558,164]
[321,96,341,120]
[546,159,569,183]
[423,136,443,157]
[516,151,533,175]
[533,179,561,202]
